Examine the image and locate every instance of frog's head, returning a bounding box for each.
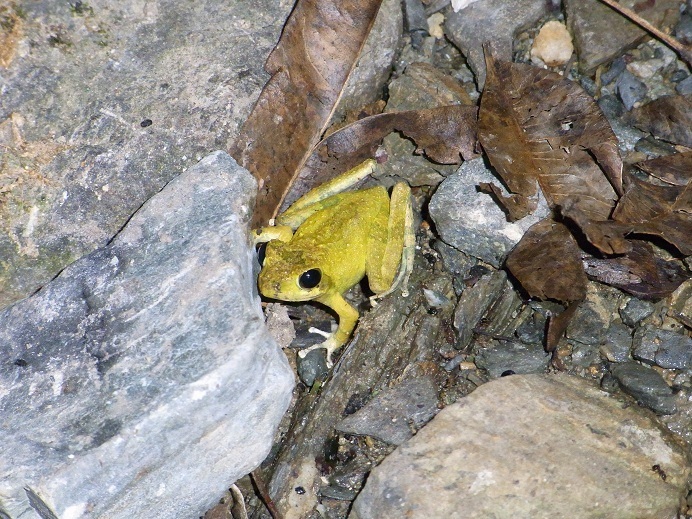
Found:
[257,241,333,302]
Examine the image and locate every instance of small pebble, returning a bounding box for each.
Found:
[530,20,574,67]
[627,60,665,79]
[451,0,481,12]
[670,69,689,83]
[580,76,597,97]
[600,57,626,85]
[516,309,548,345]
[619,298,655,327]
[598,94,625,121]
[474,342,549,379]
[633,326,692,370]
[566,300,611,346]
[676,75,692,95]
[571,343,601,368]
[672,371,692,390]
[611,362,677,415]
[427,13,445,39]
[423,288,452,310]
[600,322,633,363]
[674,11,692,44]
[615,70,648,110]
[297,349,329,387]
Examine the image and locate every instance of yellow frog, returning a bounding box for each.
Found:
[253,159,414,367]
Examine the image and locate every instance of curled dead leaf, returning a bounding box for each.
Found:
[230,0,385,227]
[612,173,692,256]
[506,219,587,304]
[478,45,622,222]
[628,94,692,148]
[505,219,587,350]
[635,151,692,186]
[582,241,689,300]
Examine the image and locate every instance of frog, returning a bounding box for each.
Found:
[253,159,415,367]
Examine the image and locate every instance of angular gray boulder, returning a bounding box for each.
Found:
[0,152,294,519]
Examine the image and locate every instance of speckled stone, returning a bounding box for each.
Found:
[616,70,648,110]
[600,322,633,363]
[620,298,656,327]
[611,362,677,415]
[474,341,550,378]
[352,374,689,518]
[633,326,692,370]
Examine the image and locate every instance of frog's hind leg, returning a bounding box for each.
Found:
[367,182,415,299]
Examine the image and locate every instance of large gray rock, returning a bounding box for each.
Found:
[428,158,550,268]
[0,0,401,312]
[0,0,293,310]
[351,374,689,519]
[0,152,294,519]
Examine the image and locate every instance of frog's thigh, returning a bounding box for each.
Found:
[367,182,412,294]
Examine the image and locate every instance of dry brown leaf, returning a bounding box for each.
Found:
[636,151,692,186]
[560,200,633,255]
[478,46,622,222]
[612,173,692,256]
[230,0,384,227]
[506,219,587,303]
[561,171,692,256]
[628,94,692,148]
[387,62,474,109]
[280,105,479,209]
[582,241,689,300]
[505,219,587,350]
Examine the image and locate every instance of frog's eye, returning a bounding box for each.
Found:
[299,268,321,289]
[256,243,267,266]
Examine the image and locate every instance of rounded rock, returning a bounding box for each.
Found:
[531,20,574,67]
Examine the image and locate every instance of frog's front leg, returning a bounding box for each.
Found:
[252,225,294,245]
[278,159,377,229]
[298,291,359,368]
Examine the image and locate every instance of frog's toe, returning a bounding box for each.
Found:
[298,336,342,368]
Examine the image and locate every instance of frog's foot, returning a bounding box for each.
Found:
[298,331,343,368]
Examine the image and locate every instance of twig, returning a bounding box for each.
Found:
[597,0,692,67]
[250,470,284,519]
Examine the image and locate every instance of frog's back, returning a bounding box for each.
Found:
[292,186,390,245]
